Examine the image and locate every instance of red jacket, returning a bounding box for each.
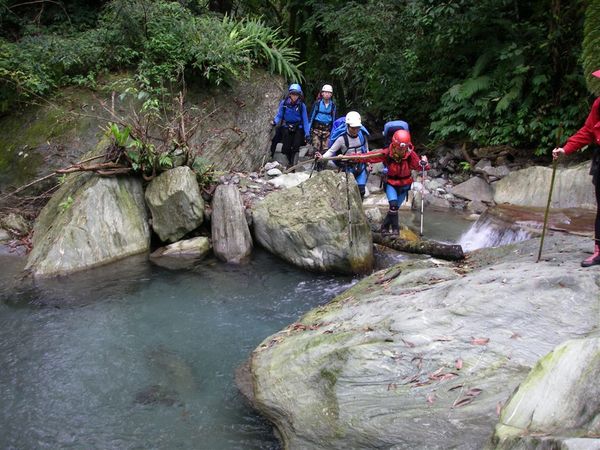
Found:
[564,97,600,154]
[362,147,430,187]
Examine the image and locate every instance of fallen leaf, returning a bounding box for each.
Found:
[426,392,436,404]
[439,373,458,381]
[448,384,463,391]
[455,358,463,370]
[452,396,474,408]
[387,383,397,391]
[510,332,521,340]
[470,337,490,345]
[402,338,415,348]
[496,401,503,416]
[465,388,482,397]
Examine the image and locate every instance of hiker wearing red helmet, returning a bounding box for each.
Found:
[360,129,429,234]
[552,69,600,267]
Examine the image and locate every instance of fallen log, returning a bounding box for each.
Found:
[372,232,465,261]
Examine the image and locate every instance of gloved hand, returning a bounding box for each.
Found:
[382,167,388,175]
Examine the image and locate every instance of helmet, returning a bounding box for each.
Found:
[288,83,302,95]
[321,84,333,93]
[391,129,413,151]
[345,111,362,127]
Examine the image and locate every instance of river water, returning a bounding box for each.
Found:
[0,251,356,449]
[0,210,474,450]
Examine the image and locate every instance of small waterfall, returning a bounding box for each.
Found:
[458,209,536,252]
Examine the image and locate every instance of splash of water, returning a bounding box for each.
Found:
[458,217,532,252]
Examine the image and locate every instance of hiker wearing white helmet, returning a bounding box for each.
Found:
[315,111,370,197]
[308,84,337,156]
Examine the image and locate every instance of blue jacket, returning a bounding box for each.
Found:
[272,97,310,138]
[309,99,336,128]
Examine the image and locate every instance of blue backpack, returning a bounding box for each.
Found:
[327,116,369,152]
[383,120,410,147]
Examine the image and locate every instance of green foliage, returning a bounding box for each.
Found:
[191,156,215,190]
[58,195,74,213]
[458,161,471,172]
[583,0,600,95]
[0,0,302,113]
[107,122,131,147]
[296,0,588,154]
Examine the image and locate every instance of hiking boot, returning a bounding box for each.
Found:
[581,243,600,267]
[380,212,392,234]
[390,211,399,235]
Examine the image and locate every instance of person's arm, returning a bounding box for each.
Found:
[302,103,311,139]
[272,100,284,126]
[408,150,430,170]
[309,102,317,127]
[561,98,600,155]
[322,136,344,158]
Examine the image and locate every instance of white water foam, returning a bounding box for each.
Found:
[458,220,532,252]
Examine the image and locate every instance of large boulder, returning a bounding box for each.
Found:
[25,171,150,277]
[188,70,284,172]
[451,176,494,203]
[211,184,253,263]
[493,163,596,209]
[145,166,204,243]
[251,171,373,274]
[250,234,600,449]
[489,337,600,449]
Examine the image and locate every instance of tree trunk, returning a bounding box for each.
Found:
[372,232,465,261]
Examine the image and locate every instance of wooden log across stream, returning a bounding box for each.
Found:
[372,231,465,261]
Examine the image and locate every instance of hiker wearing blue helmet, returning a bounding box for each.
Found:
[270,83,311,168]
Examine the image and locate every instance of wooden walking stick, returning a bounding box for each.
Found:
[537,126,563,262]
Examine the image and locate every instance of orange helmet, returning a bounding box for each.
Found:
[390,129,413,151]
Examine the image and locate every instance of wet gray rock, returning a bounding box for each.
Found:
[145,166,204,243]
[493,163,595,209]
[188,70,284,172]
[150,236,211,259]
[0,212,29,236]
[25,144,150,277]
[250,234,600,450]
[251,170,373,274]
[267,173,309,189]
[481,165,510,180]
[489,337,600,449]
[211,184,252,264]
[451,176,494,203]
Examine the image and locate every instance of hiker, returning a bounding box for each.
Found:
[315,111,370,197]
[308,84,336,156]
[552,69,600,267]
[270,83,311,168]
[359,129,429,234]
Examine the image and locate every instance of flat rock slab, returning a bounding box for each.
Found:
[250,234,600,449]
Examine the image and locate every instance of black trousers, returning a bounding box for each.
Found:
[270,125,304,166]
[595,176,600,242]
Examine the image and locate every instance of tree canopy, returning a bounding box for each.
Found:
[0,0,597,154]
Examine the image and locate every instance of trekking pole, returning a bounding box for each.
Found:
[419,159,427,236]
[345,169,353,247]
[536,126,563,263]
